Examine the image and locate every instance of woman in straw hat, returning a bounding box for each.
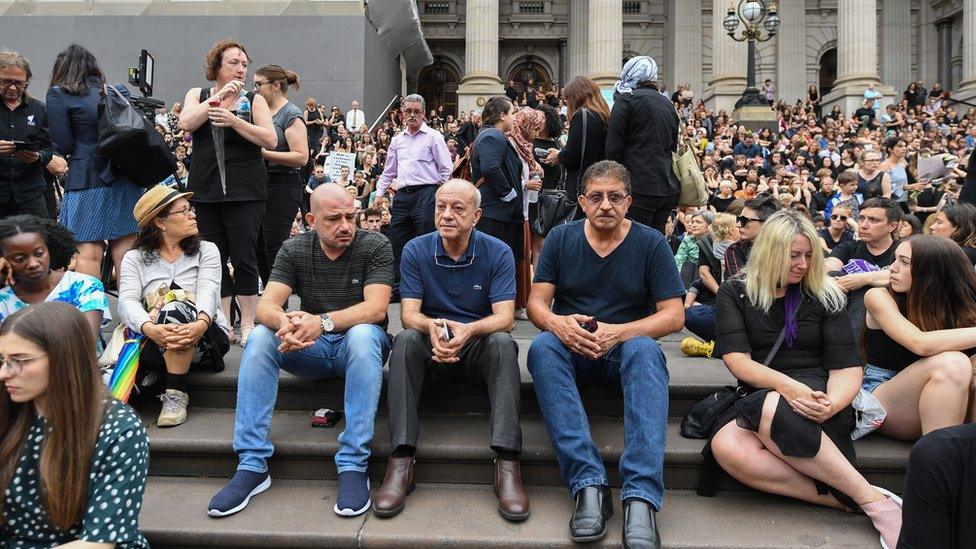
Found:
[118,186,230,427]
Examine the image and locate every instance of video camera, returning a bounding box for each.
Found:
[128,49,164,121]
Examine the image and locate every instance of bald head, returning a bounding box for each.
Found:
[311,183,355,213]
[437,179,481,209]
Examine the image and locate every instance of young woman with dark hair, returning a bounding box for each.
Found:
[928,202,976,265]
[177,39,277,348]
[46,44,145,281]
[862,235,976,440]
[543,76,608,206]
[119,186,229,427]
[0,215,109,344]
[0,301,149,547]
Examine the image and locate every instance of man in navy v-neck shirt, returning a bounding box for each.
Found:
[527,160,685,546]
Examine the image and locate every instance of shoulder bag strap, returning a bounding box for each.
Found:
[763,326,787,367]
[576,108,588,194]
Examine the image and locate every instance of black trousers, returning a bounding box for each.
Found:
[899,423,976,549]
[628,193,679,234]
[257,172,303,284]
[386,329,522,452]
[0,192,49,219]
[389,185,437,293]
[195,200,265,297]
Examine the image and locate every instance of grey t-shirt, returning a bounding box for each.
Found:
[268,101,304,170]
[270,229,394,328]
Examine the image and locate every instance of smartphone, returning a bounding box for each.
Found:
[533,147,550,158]
[579,319,598,333]
[440,323,453,341]
[12,140,34,152]
[931,178,945,186]
[311,408,343,428]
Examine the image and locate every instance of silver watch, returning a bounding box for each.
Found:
[320,313,335,333]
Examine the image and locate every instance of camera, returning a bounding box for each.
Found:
[128,49,164,121]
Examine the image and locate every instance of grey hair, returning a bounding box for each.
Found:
[440,178,482,209]
[687,210,714,224]
[402,93,426,111]
[0,50,31,82]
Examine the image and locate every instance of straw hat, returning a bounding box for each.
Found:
[133,186,194,228]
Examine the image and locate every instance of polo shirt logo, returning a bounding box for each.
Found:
[352,278,359,284]
[473,284,482,290]
[26,115,35,126]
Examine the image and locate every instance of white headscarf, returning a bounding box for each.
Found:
[612,56,659,95]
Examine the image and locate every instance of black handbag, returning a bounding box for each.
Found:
[532,108,587,237]
[97,84,178,188]
[679,325,787,439]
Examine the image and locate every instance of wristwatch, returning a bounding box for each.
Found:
[320,313,335,334]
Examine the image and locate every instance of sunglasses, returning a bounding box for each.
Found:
[831,214,848,221]
[737,215,761,227]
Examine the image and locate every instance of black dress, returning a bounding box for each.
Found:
[699,280,861,508]
[306,107,324,152]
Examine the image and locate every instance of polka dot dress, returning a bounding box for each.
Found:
[2,399,149,548]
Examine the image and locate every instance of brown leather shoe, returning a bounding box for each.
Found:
[372,456,415,518]
[494,458,530,522]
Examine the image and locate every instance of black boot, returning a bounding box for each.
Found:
[569,485,613,543]
[622,499,661,549]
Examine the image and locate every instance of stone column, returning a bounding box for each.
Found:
[775,0,806,104]
[704,0,747,113]
[955,0,976,102]
[822,0,893,115]
[567,0,589,81]
[456,0,503,114]
[881,0,912,94]
[936,19,953,89]
[666,0,702,96]
[587,0,622,88]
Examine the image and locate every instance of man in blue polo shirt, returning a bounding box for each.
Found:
[373,179,527,522]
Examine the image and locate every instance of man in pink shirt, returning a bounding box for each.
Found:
[375,94,452,299]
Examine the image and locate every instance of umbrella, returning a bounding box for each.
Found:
[107,328,146,403]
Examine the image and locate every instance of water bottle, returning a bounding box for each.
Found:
[526,172,541,203]
[235,92,251,122]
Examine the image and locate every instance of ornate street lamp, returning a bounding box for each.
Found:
[724,0,780,107]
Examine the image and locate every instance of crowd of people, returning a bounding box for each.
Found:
[2,37,976,548]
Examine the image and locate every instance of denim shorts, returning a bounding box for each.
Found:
[862,364,896,393]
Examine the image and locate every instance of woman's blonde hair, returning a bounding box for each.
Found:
[743,209,846,314]
[710,213,736,242]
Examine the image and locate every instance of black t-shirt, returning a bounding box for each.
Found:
[818,228,855,251]
[854,107,875,127]
[708,193,735,213]
[828,239,897,272]
[963,246,976,266]
[915,188,945,224]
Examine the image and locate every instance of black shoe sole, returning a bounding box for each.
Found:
[571,524,609,544]
[371,483,415,518]
[498,506,530,522]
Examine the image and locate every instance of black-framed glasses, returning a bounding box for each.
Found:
[0,78,27,89]
[252,81,271,91]
[0,353,46,376]
[433,253,475,269]
[163,205,196,219]
[831,214,848,221]
[737,215,761,227]
[584,192,629,206]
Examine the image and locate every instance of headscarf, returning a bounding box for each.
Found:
[613,56,659,95]
[507,108,545,175]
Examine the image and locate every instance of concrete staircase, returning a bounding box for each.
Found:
[136,306,911,548]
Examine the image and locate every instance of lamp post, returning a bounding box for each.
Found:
[724,0,780,108]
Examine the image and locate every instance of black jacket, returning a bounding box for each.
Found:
[455,121,480,155]
[471,127,523,223]
[0,96,54,201]
[558,108,607,199]
[606,86,679,198]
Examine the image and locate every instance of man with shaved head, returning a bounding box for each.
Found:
[373,179,528,522]
[209,183,394,519]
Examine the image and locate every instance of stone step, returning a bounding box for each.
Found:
[145,408,911,492]
[140,477,881,548]
[164,335,730,418]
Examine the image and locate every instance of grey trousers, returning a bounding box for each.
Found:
[387,329,523,452]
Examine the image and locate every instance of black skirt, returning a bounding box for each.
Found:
[477,216,525,261]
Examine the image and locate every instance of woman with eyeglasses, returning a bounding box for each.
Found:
[46,44,145,281]
[818,205,855,252]
[0,301,149,547]
[252,65,308,287]
[0,215,110,345]
[856,150,892,200]
[177,39,276,348]
[119,186,230,428]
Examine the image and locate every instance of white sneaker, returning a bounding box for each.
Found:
[157,389,189,427]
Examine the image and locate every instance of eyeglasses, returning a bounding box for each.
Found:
[403,109,424,116]
[584,192,629,206]
[737,215,762,227]
[163,205,196,219]
[0,78,26,89]
[252,81,271,91]
[831,214,849,221]
[0,353,46,376]
[433,253,476,269]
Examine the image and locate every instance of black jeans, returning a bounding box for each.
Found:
[0,192,49,219]
[195,200,265,297]
[257,172,303,284]
[386,329,522,452]
[389,185,437,293]
[628,193,679,234]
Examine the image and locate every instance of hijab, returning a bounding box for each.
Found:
[613,56,659,95]
[507,108,545,174]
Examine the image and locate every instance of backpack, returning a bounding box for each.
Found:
[97,84,177,188]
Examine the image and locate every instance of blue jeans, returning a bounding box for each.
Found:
[233,323,390,474]
[527,331,669,510]
[684,304,716,342]
[862,364,896,393]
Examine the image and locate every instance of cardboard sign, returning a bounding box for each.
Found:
[326,151,357,182]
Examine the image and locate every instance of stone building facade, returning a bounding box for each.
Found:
[415,0,976,116]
